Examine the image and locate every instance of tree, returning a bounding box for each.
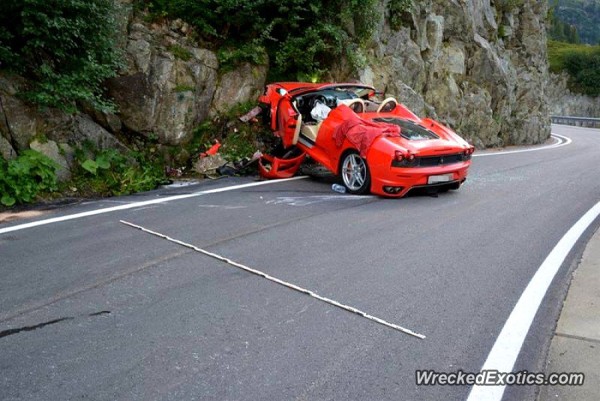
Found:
[0,0,122,112]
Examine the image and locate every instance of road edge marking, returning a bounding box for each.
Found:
[473,133,571,157]
[466,200,600,401]
[0,177,308,235]
[0,132,574,235]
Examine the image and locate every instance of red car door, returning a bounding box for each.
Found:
[276,96,300,148]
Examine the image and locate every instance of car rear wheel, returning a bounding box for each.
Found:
[339,150,371,194]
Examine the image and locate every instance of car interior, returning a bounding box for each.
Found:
[291,88,399,145]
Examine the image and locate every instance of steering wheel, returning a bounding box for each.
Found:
[310,95,329,108]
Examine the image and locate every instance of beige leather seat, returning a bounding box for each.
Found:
[300,122,321,142]
[377,97,398,113]
[339,98,366,113]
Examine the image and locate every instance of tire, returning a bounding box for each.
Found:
[338,150,371,195]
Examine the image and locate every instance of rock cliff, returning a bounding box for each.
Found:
[547,72,600,118]
[0,0,555,173]
[355,0,552,148]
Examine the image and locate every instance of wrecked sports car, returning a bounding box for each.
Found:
[258,82,474,197]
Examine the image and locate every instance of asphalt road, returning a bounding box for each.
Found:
[1,125,599,401]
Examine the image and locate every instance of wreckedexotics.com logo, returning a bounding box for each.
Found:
[415,370,585,386]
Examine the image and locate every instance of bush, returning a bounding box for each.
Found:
[71,146,167,197]
[142,0,379,80]
[548,40,600,96]
[0,0,122,112]
[563,49,600,96]
[0,150,59,206]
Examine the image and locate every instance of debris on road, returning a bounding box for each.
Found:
[193,154,227,178]
[239,106,262,123]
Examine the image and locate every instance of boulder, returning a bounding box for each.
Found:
[106,20,219,145]
[0,134,16,160]
[211,62,268,115]
[29,139,71,181]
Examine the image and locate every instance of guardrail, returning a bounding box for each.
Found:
[551,116,600,128]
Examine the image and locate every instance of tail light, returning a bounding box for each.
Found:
[392,151,417,167]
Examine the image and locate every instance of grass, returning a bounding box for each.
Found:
[168,45,193,61]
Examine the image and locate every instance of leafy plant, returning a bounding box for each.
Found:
[0,150,59,206]
[71,147,167,197]
[0,0,122,112]
[217,42,268,72]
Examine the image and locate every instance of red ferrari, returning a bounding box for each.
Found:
[258,82,474,197]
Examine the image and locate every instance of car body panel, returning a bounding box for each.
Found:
[258,82,474,197]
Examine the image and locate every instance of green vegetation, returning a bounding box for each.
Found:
[388,0,414,31]
[548,0,600,45]
[70,144,167,197]
[0,150,59,206]
[189,102,272,162]
[547,2,600,96]
[168,44,193,61]
[142,0,382,80]
[0,0,122,112]
[496,0,525,13]
[173,84,195,93]
[548,3,581,43]
[548,40,600,96]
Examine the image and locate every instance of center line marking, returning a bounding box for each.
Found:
[120,220,426,340]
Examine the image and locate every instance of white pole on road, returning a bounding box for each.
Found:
[120,220,426,340]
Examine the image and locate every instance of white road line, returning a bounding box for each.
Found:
[473,133,571,157]
[120,220,426,339]
[0,177,307,235]
[466,200,600,401]
[0,133,573,235]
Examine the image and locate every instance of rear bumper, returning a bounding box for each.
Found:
[370,162,471,197]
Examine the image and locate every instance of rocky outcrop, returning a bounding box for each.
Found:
[0,73,129,178]
[29,139,72,181]
[354,0,551,148]
[0,1,269,177]
[104,3,268,145]
[211,62,269,115]
[1,0,553,174]
[106,20,219,145]
[547,72,600,118]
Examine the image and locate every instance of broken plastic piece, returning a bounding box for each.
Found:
[258,151,306,179]
[200,140,221,157]
[239,106,262,123]
[331,184,346,194]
